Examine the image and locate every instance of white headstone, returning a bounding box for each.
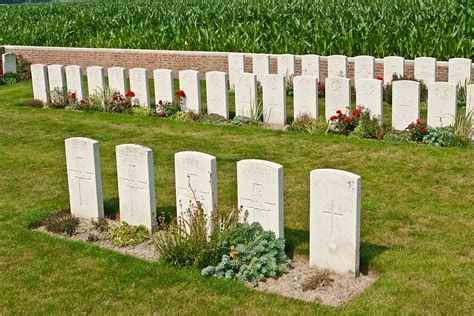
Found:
[153,69,174,104]
[427,82,457,128]
[175,151,217,226]
[294,75,318,120]
[325,77,351,120]
[116,144,156,231]
[206,71,229,119]
[87,66,105,97]
[252,54,270,82]
[235,73,258,118]
[301,55,320,80]
[179,70,201,113]
[31,64,49,103]
[327,55,348,78]
[414,57,437,84]
[129,68,150,108]
[262,74,286,125]
[277,54,295,77]
[228,53,245,90]
[47,64,66,93]
[107,67,127,96]
[310,169,361,276]
[448,58,472,85]
[354,55,375,81]
[355,78,383,122]
[391,80,420,130]
[65,137,104,219]
[237,159,284,238]
[65,65,85,100]
[2,53,16,74]
[383,56,404,84]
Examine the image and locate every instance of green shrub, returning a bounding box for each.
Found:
[86,86,114,112]
[173,110,200,122]
[155,100,182,118]
[154,201,240,269]
[108,222,149,247]
[42,209,80,236]
[2,72,21,85]
[456,80,472,107]
[423,126,453,147]
[383,131,411,143]
[91,217,109,233]
[49,87,69,109]
[288,114,330,134]
[449,110,472,148]
[406,119,428,142]
[201,222,290,286]
[132,107,152,117]
[232,115,256,126]
[17,55,31,81]
[350,108,386,140]
[197,113,229,125]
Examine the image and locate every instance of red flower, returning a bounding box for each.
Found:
[376,76,384,81]
[158,111,166,117]
[69,92,76,100]
[158,100,163,105]
[330,115,337,121]
[344,117,351,122]
[113,95,118,101]
[318,83,326,91]
[80,99,85,105]
[352,108,361,116]
[421,127,427,133]
[175,90,186,97]
[125,90,135,97]
[342,129,348,134]
[351,116,356,121]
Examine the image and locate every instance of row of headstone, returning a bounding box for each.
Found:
[2,53,17,74]
[65,137,360,275]
[228,54,472,87]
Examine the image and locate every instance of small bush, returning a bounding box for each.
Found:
[456,80,472,107]
[17,55,31,80]
[155,100,181,118]
[201,222,290,286]
[329,107,363,135]
[406,119,428,142]
[350,107,386,140]
[232,115,256,126]
[49,87,69,109]
[197,113,229,125]
[383,130,411,143]
[2,72,21,85]
[301,269,334,291]
[288,114,330,134]
[423,126,453,147]
[42,209,80,236]
[132,107,152,116]
[108,222,149,247]
[91,217,109,233]
[173,110,200,122]
[450,110,473,148]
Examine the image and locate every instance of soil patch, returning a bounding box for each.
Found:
[256,255,377,307]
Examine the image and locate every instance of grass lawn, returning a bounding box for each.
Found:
[0,81,472,314]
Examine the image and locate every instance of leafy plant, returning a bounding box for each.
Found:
[86,85,115,111]
[201,222,290,286]
[423,126,453,147]
[301,268,334,291]
[2,72,21,85]
[449,110,472,148]
[197,113,229,125]
[350,107,386,140]
[232,115,255,126]
[456,80,472,107]
[91,217,109,233]
[173,110,200,122]
[132,107,152,116]
[285,75,294,96]
[42,209,80,237]
[155,100,181,118]
[329,107,362,135]
[383,130,411,143]
[49,87,69,109]
[288,114,330,134]
[108,222,149,247]
[106,91,136,113]
[406,119,428,142]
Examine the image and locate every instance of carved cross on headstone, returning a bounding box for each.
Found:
[69,156,93,206]
[322,200,343,234]
[120,164,146,217]
[241,183,276,222]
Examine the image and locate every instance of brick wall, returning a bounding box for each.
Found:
[1,45,472,82]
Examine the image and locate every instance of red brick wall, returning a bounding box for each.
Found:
[2,45,471,82]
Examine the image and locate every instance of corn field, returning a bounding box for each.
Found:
[0,0,472,60]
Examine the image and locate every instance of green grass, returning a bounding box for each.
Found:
[0,81,473,314]
[0,0,472,59]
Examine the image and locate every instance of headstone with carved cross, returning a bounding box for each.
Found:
[175,151,217,231]
[87,66,105,97]
[129,68,150,108]
[277,54,295,78]
[354,55,375,85]
[310,169,361,276]
[427,82,457,128]
[235,73,258,118]
[116,144,156,231]
[414,57,437,84]
[448,58,472,86]
[392,80,420,130]
[355,78,383,122]
[237,159,284,238]
[153,69,174,105]
[108,67,128,96]
[262,74,286,125]
[31,64,49,103]
[47,64,66,94]
[206,71,229,119]
[65,137,104,219]
[294,75,318,120]
[327,55,348,78]
[383,56,405,84]
[252,54,270,82]
[66,65,85,101]
[325,77,351,121]
[301,55,320,80]
[228,53,245,90]
[179,70,201,113]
